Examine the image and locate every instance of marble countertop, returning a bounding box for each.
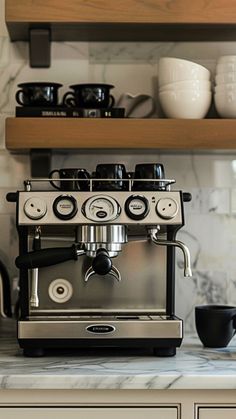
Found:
[0,319,236,390]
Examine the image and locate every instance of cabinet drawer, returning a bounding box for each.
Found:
[199,407,236,419]
[0,407,178,419]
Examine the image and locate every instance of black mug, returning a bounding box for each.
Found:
[132,163,165,191]
[63,83,115,109]
[15,82,62,107]
[195,305,236,348]
[49,168,90,191]
[93,164,129,191]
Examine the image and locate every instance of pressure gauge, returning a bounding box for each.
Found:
[83,195,120,222]
[125,195,149,220]
[53,195,78,220]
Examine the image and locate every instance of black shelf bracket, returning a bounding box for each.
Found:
[30,149,52,178]
[29,28,51,68]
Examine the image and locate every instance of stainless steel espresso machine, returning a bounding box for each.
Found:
[7,163,192,357]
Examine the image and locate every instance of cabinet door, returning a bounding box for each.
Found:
[199,407,236,419]
[0,407,178,419]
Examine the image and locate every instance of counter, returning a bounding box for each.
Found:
[0,320,236,390]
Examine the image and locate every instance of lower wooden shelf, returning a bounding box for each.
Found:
[5,117,236,151]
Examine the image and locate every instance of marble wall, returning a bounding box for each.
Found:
[1,0,236,332]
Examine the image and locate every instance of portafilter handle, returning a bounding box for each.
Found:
[15,245,85,269]
[148,229,192,277]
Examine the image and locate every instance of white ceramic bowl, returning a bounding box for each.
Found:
[215,83,236,93]
[215,91,236,118]
[216,62,236,74]
[158,57,211,86]
[159,89,212,119]
[159,79,211,92]
[217,55,236,64]
[215,71,236,85]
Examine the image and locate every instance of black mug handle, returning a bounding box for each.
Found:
[76,169,90,191]
[49,169,61,190]
[63,92,76,107]
[15,90,25,106]
[108,95,115,109]
[233,314,236,331]
[77,169,90,179]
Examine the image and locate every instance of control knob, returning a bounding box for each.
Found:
[125,195,149,220]
[156,198,178,220]
[53,195,78,220]
[24,197,47,220]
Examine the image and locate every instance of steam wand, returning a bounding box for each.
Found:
[148,227,192,278]
[30,227,41,308]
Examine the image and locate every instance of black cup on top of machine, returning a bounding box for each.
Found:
[15,82,63,107]
[195,305,236,348]
[132,163,165,191]
[93,164,129,191]
[63,84,115,109]
[49,168,90,191]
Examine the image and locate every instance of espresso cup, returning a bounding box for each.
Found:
[15,82,62,107]
[49,168,90,191]
[63,83,115,109]
[132,163,165,191]
[195,305,236,348]
[93,164,129,191]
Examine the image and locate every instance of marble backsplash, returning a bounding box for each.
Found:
[1,0,236,333]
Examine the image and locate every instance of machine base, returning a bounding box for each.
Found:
[153,347,176,357]
[18,317,183,357]
[19,338,182,357]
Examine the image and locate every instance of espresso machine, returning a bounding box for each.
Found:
[7,163,192,357]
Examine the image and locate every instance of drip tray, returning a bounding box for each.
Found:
[19,316,182,340]
[29,315,168,321]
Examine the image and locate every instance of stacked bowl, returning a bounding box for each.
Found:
[158,57,212,118]
[215,56,236,118]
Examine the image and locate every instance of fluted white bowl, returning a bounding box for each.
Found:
[159,89,212,119]
[215,71,236,85]
[215,83,236,93]
[159,79,211,92]
[158,57,211,86]
[215,91,236,118]
[216,62,236,74]
[217,56,236,64]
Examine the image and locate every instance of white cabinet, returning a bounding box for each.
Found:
[0,407,178,419]
[199,407,236,419]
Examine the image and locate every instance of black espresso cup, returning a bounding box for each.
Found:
[49,168,90,191]
[132,163,165,191]
[195,305,236,348]
[15,82,62,107]
[63,83,115,109]
[93,164,129,191]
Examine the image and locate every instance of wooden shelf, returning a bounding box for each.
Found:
[6,0,236,41]
[6,118,236,151]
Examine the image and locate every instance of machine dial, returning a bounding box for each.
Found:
[24,197,47,220]
[53,195,78,220]
[156,198,179,219]
[83,195,120,222]
[125,195,149,220]
[48,278,73,304]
